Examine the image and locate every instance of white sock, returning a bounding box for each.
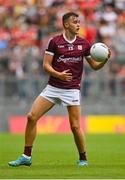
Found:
[22,154,31,159]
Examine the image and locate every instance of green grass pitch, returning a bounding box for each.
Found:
[0,133,125,179]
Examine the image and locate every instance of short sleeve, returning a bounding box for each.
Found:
[84,40,91,57]
[45,38,56,56]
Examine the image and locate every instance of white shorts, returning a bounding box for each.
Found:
[40,85,81,106]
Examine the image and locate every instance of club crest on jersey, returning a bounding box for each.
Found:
[78,45,82,50]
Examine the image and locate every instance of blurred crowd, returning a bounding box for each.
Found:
[0,0,125,99]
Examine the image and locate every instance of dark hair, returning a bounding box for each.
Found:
[62,12,79,26]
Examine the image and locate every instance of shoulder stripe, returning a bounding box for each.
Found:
[45,50,54,56]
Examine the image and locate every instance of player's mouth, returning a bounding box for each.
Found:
[76,27,80,31]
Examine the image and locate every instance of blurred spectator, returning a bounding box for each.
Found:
[112,11,125,64]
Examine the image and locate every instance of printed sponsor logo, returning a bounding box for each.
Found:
[57,55,82,63]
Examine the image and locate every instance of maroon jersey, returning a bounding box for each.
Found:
[45,34,91,89]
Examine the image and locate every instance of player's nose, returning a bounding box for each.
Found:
[77,24,80,28]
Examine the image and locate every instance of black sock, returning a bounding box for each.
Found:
[24,146,32,156]
[79,152,87,161]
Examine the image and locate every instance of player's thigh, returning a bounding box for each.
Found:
[67,105,81,125]
[29,96,54,120]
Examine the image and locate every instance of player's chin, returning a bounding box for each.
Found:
[74,31,79,35]
[75,29,80,34]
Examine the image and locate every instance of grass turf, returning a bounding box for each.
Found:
[0,133,125,179]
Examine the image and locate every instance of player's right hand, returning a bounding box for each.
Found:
[58,69,72,81]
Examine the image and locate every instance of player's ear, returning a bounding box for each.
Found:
[64,22,69,28]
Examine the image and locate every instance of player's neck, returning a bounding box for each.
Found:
[63,31,76,43]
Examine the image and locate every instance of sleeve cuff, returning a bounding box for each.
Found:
[45,51,54,56]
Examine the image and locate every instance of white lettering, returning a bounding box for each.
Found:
[57,55,82,63]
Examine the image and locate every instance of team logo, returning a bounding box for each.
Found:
[78,45,82,50]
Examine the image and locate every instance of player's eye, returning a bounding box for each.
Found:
[73,20,80,24]
[73,20,77,24]
[73,20,79,24]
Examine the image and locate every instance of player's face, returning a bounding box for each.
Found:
[66,16,80,35]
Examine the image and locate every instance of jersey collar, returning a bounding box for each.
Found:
[63,33,76,44]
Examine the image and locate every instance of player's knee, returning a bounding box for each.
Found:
[70,124,80,133]
[27,112,37,124]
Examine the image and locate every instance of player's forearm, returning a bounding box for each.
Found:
[92,58,108,70]
[43,64,61,78]
[86,56,108,70]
